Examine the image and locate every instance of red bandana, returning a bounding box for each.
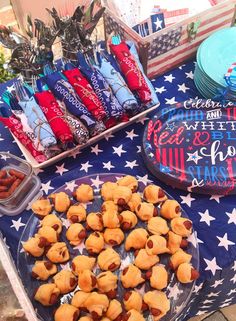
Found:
[35,91,73,144]
[63,68,107,121]
[0,115,46,163]
[110,41,151,103]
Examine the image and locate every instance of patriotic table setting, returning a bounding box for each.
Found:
[0,59,236,320]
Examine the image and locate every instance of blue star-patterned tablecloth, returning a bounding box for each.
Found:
[0,60,236,320]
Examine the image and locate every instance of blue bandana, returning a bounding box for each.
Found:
[43,71,97,131]
[95,54,140,115]
[18,96,57,148]
[77,52,124,119]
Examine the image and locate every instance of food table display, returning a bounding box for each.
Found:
[0,59,236,320]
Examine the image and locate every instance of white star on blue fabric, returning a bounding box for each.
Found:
[204,258,221,276]
[137,146,142,153]
[217,233,235,251]
[113,144,126,157]
[90,175,103,189]
[208,292,220,298]
[126,129,138,140]
[226,208,236,224]
[136,174,153,186]
[180,193,195,207]
[125,160,138,169]
[230,274,236,284]
[209,195,224,203]
[165,97,177,105]
[65,180,77,192]
[10,218,25,231]
[178,83,189,93]
[104,132,114,141]
[155,86,166,94]
[103,161,115,171]
[211,278,224,288]
[91,144,103,156]
[55,163,68,176]
[185,71,194,79]
[164,74,175,83]
[199,209,215,226]
[80,161,93,173]
[41,181,53,194]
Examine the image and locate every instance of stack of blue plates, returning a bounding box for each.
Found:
[194,27,236,100]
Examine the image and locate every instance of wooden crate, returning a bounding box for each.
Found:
[104,0,236,78]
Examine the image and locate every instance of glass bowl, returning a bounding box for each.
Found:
[0,152,34,208]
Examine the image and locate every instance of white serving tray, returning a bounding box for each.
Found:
[13,104,159,169]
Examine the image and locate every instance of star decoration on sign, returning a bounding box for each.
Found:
[154,17,163,29]
[126,129,138,140]
[65,180,77,192]
[103,161,115,171]
[178,83,190,93]
[80,161,93,173]
[217,233,235,251]
[55,163,68,176]
[91,144,103,156]
[209,195,224,203]
[166,122,177,131]
[155,86,166,94]
[204,258,221,276]
[41,181,53,194]
[113,144,126,157]
[165,97,177,105]
[125,160,138,169]
[226,208,236,224]
[187,150,203,165]
[199,209,215,226]
[90,175,103,189]
[10,218,25,231]
[180,193,195,207]
[164,74,175,83]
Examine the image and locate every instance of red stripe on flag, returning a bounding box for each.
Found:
[162,148,167,166]
[179,148,186,181]
[168,148,173,170]
[174,148,179,173]
[156,147,160,163]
